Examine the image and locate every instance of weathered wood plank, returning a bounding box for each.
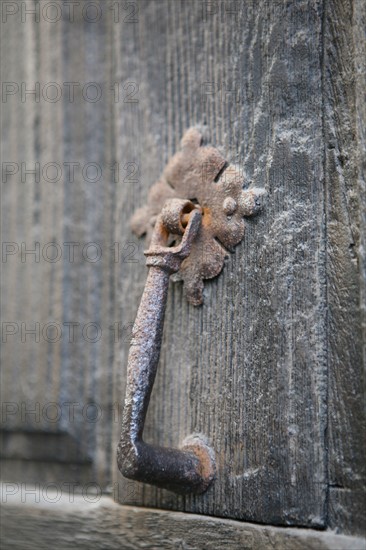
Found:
[112,0,328,526]
[1,493,365,550]
[0,3,116,489]
[324,0,366,536]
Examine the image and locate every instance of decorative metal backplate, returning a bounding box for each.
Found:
[131,127,262,305]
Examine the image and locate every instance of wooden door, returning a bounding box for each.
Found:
[1,0,365,547]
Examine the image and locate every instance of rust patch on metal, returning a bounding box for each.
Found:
[131,127,262,305]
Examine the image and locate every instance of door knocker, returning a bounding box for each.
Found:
[117,128,262,494]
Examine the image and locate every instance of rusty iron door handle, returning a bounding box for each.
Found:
[117,128,262,495]
[117,199,216,495]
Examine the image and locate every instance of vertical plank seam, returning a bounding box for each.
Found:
[321,0,330,527]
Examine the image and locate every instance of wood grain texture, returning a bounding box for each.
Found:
[2,494,365,550]
[324,0,366,536]
[1,0,364,537]
[112,0,328,526]
[0,3,116,488]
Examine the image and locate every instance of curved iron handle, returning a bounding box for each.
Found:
[117,199,215,494]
